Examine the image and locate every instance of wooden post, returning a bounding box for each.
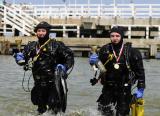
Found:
[1,40,10,55]
[77,26,80,38]
[63,25,66,38]
[146,26,149,39]
[159,26,160,38]
[0,41,2,54]
[128,26,131,39]
[150,44,157,58]
[15,38,22,52]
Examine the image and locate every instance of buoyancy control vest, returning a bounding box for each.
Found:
[99,42,136,86]
[23,40,68,75]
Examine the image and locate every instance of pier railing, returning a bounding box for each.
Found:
[13,4,160,18]
[0,4,39,36]
[1,3,160,38]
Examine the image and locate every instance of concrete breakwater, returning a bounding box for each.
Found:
[0,36,160,58]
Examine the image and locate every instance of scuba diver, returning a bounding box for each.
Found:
[14,21,74,115]
[89,26,145,116]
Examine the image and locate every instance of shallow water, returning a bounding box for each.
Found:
[0,55,160,116]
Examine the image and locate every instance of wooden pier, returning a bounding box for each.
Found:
[0,36,160,58]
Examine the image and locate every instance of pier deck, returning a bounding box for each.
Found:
[0,36,160,58]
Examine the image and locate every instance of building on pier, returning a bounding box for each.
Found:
[0,2,160,39]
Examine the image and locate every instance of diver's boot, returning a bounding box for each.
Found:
[37,105,47,115]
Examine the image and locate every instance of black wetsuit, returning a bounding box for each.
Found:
[23,39,74,113]
[97,42,145,116]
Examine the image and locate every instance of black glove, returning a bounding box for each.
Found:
[23,64,29,71]
[90,78,98,86]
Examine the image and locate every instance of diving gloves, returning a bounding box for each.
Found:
[134,88,144,98]
[14,52,25,65]
[56,64,66,72]
[89,53,98,65]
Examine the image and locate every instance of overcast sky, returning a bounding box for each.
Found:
[5,0,160,5]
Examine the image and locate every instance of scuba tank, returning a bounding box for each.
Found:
[90,45,106,73]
